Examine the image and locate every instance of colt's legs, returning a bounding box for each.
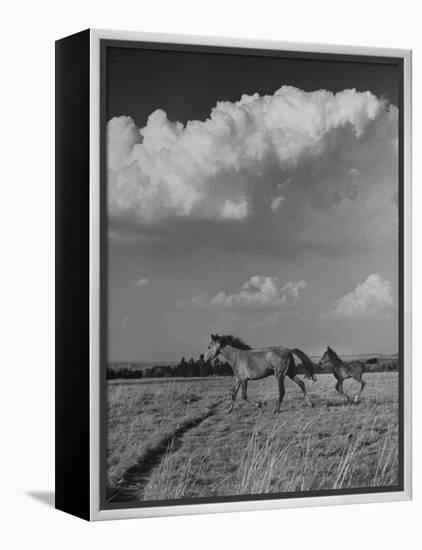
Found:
[353,377,366,403]
[227,377,242,413]
[289,374,314,407]
[335,379,351,402]
[274,375,286,413]
[241,380,262,408]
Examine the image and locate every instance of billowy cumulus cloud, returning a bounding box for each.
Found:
[327,274,394,319]
[107,86,398,264]
[182,275,306,310]
[108,87,396,222]
[134,277,149,287]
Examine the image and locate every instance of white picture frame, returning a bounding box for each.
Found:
[55,28,412,521]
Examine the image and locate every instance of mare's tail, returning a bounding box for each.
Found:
[291,348,317,381]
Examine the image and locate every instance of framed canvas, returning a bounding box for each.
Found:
[55,29,412,521]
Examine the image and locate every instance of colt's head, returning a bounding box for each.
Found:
[204,334,224,363]
[319,346,334,367]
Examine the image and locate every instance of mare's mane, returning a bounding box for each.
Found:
[212,334,251,350]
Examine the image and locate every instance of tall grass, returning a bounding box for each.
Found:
[109,373,399,500]
[144,440,215,500]
[107,378,224,488]
[236,411,398,494]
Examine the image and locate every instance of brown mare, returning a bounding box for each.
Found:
[318,346,366,403]
[204,334,316,413]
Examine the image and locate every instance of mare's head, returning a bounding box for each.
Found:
[204,334,224,363]
[204,334,251,363]
[318,346,337,368]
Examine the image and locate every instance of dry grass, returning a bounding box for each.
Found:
[107,373,399,501]
[107,378,224,487]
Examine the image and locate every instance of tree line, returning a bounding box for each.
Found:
[107,355,232,380]
[107,356,398,381]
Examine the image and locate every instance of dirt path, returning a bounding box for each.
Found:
[107,399,225,503]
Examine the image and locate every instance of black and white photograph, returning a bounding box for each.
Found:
[3,0,421,544]
[103,40,404,508]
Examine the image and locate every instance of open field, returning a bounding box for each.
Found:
[106,372,399,503]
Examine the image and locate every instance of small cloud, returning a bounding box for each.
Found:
[270,196,285,212]
[134,277,149,288]
[349,168,362,178]
[185,275,306,310]
[281,280,307,299]
[221,200,248,220]
[327,273,393,319]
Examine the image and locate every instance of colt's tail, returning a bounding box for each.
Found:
[291,348,317,382]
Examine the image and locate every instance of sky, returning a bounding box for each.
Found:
[106,46,399,362]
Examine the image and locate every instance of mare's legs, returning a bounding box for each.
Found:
[274,375,286,413]
[227,377,242,413]
[288,374,314,407]
[241,380,262,408]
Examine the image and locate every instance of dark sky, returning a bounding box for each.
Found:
[107,45,399,127]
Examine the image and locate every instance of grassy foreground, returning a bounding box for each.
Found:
[107,373,399,502]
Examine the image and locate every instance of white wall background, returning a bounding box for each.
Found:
[0,1,419,547]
